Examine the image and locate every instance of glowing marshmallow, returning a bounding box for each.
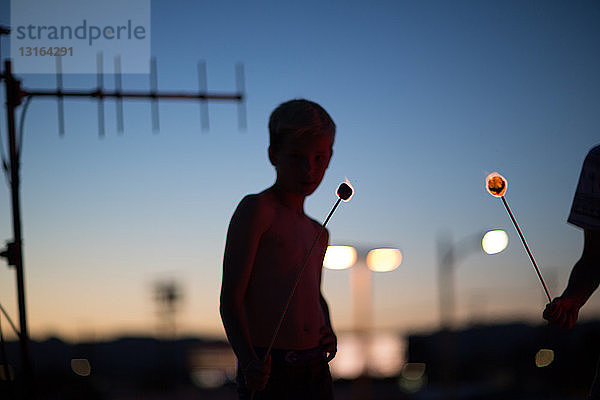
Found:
[486,172,507,197]
[337,179,354,202]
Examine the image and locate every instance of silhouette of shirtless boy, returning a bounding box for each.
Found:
[220,99,337,399]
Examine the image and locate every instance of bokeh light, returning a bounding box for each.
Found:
[329,334,365,379]
[190,369,227,389]
[398,363,427,393]
[187,345,236,389]
[482,230,509,255]
[324,245,357,270]
[366,248,402,272]
[366,332,404,377]
[71,358,91,377]
[535,349,555,368]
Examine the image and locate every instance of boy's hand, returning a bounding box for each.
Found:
[244,355,271,391]
[320,326,337,362]
[543,296,581,329]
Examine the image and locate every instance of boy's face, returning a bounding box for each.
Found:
[271,133,333,197]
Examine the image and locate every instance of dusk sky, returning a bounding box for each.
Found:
[0,0,599,342]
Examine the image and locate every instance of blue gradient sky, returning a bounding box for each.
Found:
[1,0,599,340]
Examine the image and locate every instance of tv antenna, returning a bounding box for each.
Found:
[0,24,245,399]
[153,279,183,339]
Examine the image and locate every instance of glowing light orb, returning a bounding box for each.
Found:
[190,369,227,389]
[71,358,91,377]
[366,333,404,377]
[329,334,364,379]
[402,363,426,380]
[399,363,427,393]
[486,172,507,197]
[366,248,402,272]
[482,230,509,254]
[323,245,357,270]
[337,178,354,202]
[535,349,555,368]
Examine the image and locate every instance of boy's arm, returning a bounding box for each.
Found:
[318,229,337,361]
[544,229,600,328]
[319,293,337,361]
[561,229,600,304]
[220,195,273,368]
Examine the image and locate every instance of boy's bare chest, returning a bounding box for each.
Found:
[256,212,323,274]
[264,215,316,253]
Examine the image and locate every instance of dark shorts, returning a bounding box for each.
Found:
[236,346,334,400]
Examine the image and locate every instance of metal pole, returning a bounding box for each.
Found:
[437,233,455,330]
[4,60,35,398]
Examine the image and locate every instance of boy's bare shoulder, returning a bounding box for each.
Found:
[306,215,329,244]
[233,190,277,226]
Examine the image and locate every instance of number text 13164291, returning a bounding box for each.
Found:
[19,47,73,57]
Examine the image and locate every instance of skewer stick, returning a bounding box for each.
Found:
[265,182,353,356]
[486,172,552,302]
[265,196,342,357]
[500,196,552,302]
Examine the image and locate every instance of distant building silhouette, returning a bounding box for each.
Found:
[407,320,600,399]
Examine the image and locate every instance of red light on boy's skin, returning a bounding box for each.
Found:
[337,179,354,202]
[486,172,507,197]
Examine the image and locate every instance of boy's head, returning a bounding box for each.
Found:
[268,99,336,196]
[268,99,336,153]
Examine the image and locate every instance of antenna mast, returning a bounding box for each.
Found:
[0,25,245,398]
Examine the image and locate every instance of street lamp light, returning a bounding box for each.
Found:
[324,245,402,331]
[323,245,357,270]
[366,248,403,272]
[324,245,402,381]
[482,230,509,255]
